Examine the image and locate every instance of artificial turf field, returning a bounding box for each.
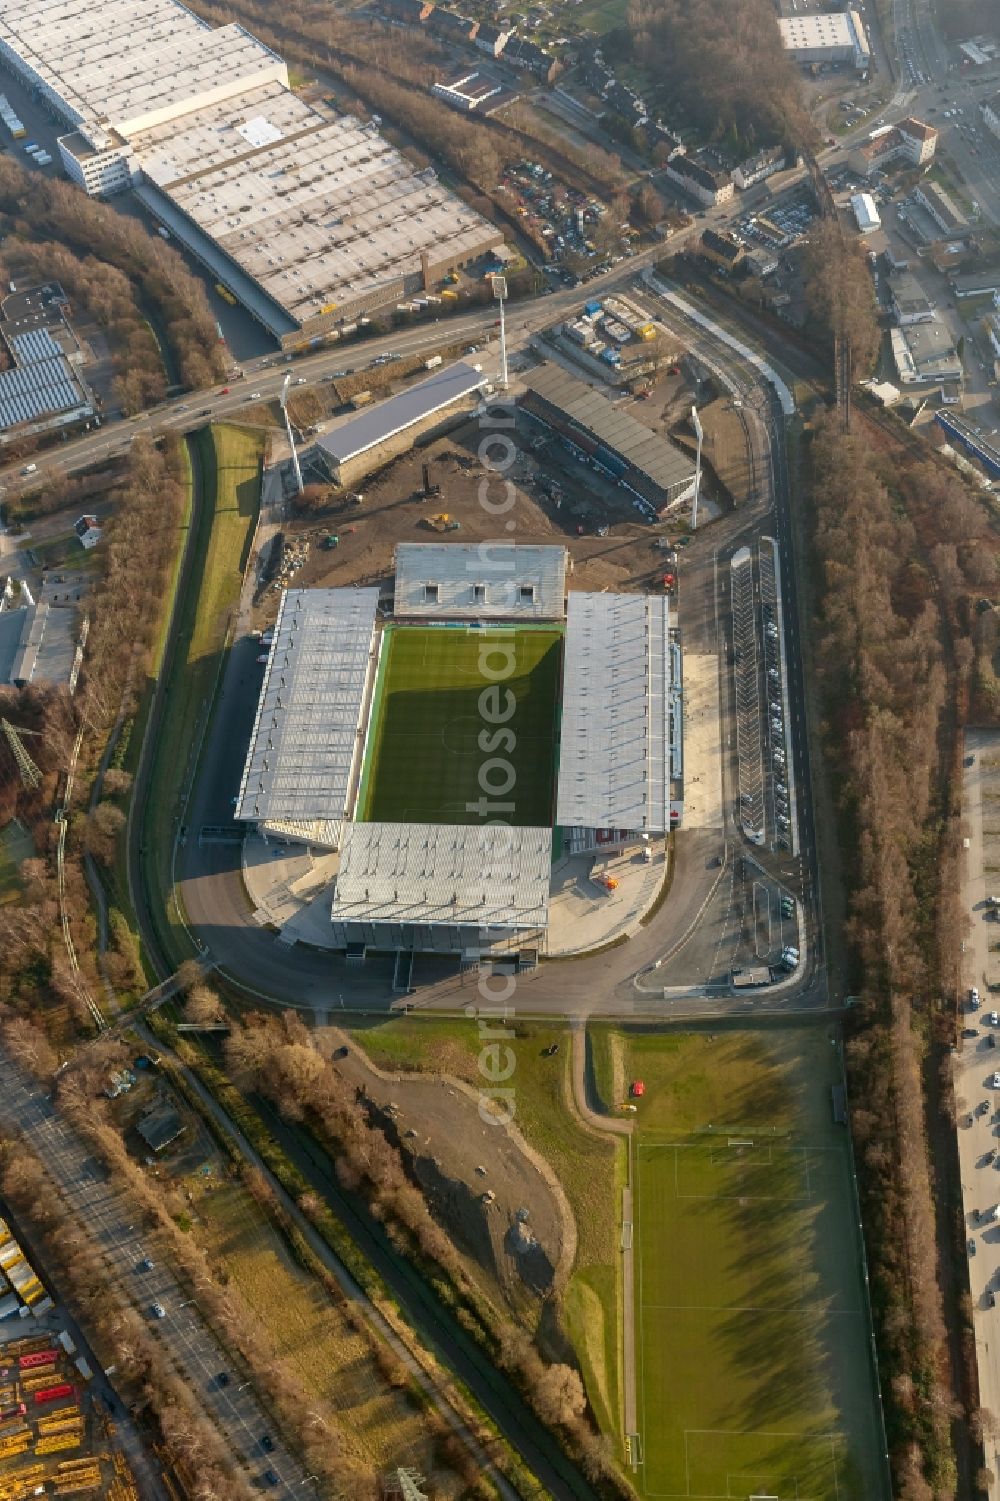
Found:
[626,1029,886,1501]
[357,624,562,826]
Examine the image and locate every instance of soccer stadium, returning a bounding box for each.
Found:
[235,543,683,958]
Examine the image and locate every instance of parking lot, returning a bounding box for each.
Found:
[959,728,1000,1499]
[730,537,795,859]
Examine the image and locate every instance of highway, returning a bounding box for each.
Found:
[0,1051,311,1501]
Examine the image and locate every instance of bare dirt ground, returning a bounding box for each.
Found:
[316,1025,575,1313]
[278,418,697,610]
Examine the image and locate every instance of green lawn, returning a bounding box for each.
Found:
[143,424,263,958]
[626,1027,886,1500]
[357,625,562,827]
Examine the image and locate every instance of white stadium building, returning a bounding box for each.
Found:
[235,544,684,960]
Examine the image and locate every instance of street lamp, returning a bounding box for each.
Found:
[280,373,304,496]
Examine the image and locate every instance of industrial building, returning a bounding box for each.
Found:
[234,543,682,959]
[778,10,870,72]
[431,69,508,112]
[890,321,962,384]
[0,327,93,443]
[888,272,934,325]
[935,411,1000,479]
[0,579,86,690]
[314,361,489,487]
[520,364,697,512]
[851,192,881,234]
[914,181,966,235]
[0,0,504,343]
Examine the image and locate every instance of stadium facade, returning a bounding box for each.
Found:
[235,543,684,959]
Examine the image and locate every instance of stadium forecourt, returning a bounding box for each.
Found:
[235,542,685,962]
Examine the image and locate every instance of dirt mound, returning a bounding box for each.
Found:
[322,1030,572,1303]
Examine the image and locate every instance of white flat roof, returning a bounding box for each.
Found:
[235,588,379,828]
[150,108,501,326]
[394,543,567,619]
[556,592,671,831]
[779,11,866,53]
[332,821,552,929]
[0,0,284,136]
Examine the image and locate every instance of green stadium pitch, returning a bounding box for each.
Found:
[634,1132,883,1500]
[356,625,563,827]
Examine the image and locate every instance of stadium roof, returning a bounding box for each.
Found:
[556,593,671,831]
[235,588,379,837]
[522,365,695,500]
[331,821,552,929]
[393,543,567,619]
[317,362,488,467]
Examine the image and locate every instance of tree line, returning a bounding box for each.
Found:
[0,437,189,1035]
[625,0,813,154]
[0,158,226,397]
[807,409,1000,1498]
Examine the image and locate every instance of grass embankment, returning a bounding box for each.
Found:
[620,1026,886,1501]
[188,1173,449,1478]
[346,1016,626,1453]
[142,423,263,960]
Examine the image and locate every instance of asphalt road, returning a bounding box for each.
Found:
[0,1050,311,1501]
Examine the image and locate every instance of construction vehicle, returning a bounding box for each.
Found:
[420,463,441,498]
[422,513,452,532]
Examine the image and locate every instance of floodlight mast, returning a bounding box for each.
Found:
[690,405,703,532]
[280,372,304,496]
[492,275,508,389]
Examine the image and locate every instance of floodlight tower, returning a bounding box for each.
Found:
[280,372,304,496]
[492,275,508,390]
[690,405,703,532]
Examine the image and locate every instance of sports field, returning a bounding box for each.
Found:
[627,1028,886,1501]
[358,625,562,826]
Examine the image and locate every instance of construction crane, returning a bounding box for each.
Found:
[1,718,42,789]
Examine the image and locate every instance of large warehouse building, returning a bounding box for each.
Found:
[520,365,697,514]
[0,0,503,343]
[778,11,870,72]
[235,544,683,958]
